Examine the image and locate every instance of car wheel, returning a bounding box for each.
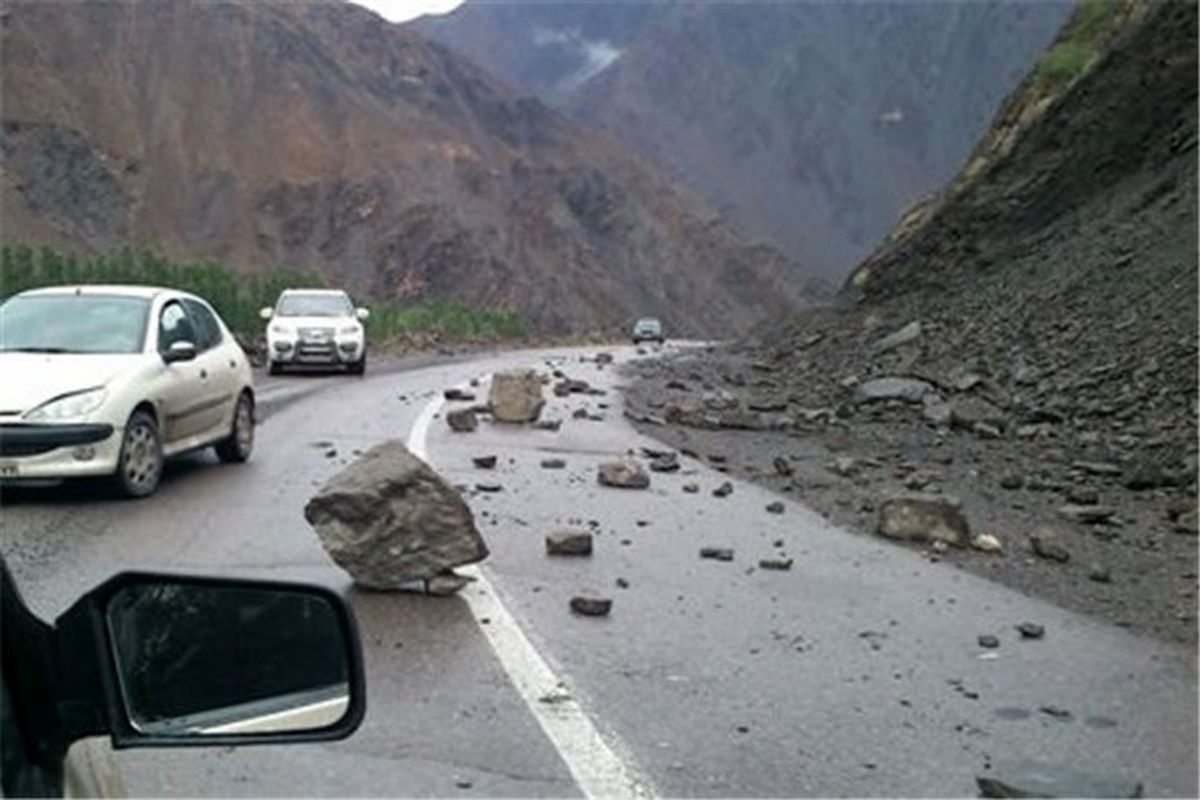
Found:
[215,392,254,463]
[349,353,366,376]
[268,360,282,376]
[111,410,163,498]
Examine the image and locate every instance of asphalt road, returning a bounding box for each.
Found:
[2,344,1196,797]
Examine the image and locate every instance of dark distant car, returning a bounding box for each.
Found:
[632,317,664,344]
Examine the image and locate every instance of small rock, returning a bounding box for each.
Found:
[1071,460,1122,477]
[682,483,700,494]
[765,501,785,514]
[472,455,498,469]
[533,419,563,432]
[873,320,922,353]
[1174,508,1198,536]
[446,408,479,433]
[540,458,567,470]
[615,577,630,589]
[855,377,934,404]
[1029,527,1071,563]
[1088,564,1112,583]
[1066,487,1100,505]
[773,456,793,476]
[922,393,953,425]
[474,482,503,493]
[1039,705,1073,721]
[977,634,1000,649]
[977,760,1143,798]
[700,547,734,561]
[1057,504,1116,524]
[597,460,651,489]
[426,570,473,596]
[950,396,1007,432]
[971,533,1004,554]
[999,472,1024,490]
[758,558,793,570]
[546,530,593,556]
[593,352,614,364]
[877,494,969,546]
[454,778,473,790]
[830,456,858,477]
[648,452,680,472]
[570,596,612,616]
[325,449,338,459]
[1016,622,1045,639]
[443,388,476,402]
[712,481,734,498]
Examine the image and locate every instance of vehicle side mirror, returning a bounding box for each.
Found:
[162,341,197,364]
[259,307,274,321]
[355,308,370,322]
[53,572,365,748]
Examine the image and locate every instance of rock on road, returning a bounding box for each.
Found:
[0,344,1195,797]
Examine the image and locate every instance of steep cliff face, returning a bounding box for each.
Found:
[419,0,1072,279]
[0,0,813,334]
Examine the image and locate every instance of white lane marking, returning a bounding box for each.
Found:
[408,383,654,800]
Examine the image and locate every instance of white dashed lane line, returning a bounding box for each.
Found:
[407,384,654,800]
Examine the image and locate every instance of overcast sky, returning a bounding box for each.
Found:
[351,0,466,24]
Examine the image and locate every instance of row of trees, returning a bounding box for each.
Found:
[0,243,524,341]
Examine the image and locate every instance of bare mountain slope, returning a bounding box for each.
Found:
[419,0,1072,280]
[0,0,813,333]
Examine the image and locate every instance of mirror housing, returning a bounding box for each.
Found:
[259,307,274,320]
[162,341,197,364]
[355,307,370,322]
[52,572,365,750]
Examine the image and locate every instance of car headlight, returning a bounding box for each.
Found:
[339,326,361,336]
[24,387,108,422]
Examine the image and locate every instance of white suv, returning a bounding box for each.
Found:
[261,289,369,375]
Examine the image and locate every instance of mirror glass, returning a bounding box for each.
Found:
[106,581,350,736]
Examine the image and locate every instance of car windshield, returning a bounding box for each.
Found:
[276,294,352,317]
[0,294,150,354]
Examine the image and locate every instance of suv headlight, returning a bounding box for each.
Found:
[24,387,108,422]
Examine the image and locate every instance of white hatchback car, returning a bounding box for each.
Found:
[261,289,369,375]
[0,285,255,497]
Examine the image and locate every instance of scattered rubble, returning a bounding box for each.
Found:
[570,596,612,616]
[876,495,969,546]
[446,408,478,432]
[546,530,593,556]
[472,455,498,469]
[700,547,735,561]
[598,460,651,489]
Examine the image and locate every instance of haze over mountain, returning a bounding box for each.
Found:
[0,0,814,334]
[419,0,1073,279]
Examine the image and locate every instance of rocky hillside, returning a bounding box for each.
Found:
[0,0,812,334]
[419,0,1071,279]
[622,0,1198,642]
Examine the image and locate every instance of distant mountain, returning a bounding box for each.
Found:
[418,0,1073,279]
[0,0,814,334]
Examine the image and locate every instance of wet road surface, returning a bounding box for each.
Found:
[2,344,1196,797]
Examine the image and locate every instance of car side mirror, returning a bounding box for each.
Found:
[53,572,365,749]
[259,307,274,321]
[355,308,370,322]
[162,341,197,364]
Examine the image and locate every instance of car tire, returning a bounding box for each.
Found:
[110,410,163,498]
[268,360,282,376]
[215,392,254,463]
[349,352,366,376]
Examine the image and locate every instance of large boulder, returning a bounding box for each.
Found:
[877,494,969,546]
[303,441,488,590]
[488,368,546,423]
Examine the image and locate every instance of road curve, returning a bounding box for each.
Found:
[1,344,1195,797]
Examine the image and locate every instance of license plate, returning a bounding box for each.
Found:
[0,463,18,477]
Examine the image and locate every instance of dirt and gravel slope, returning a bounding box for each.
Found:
[623,0,1198,644]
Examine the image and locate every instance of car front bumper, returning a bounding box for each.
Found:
[0,422,121,479]
[269,338,364,365]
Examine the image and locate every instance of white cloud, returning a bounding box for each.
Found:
[351,0,465,24]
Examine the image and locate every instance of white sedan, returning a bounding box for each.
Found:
[0,285,255,497]
[261,289,369,375]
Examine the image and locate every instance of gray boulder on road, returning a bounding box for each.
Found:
[598,460,651,489]
[304,441,488,591]
[488,368,546,422]
[446,408,478,432]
